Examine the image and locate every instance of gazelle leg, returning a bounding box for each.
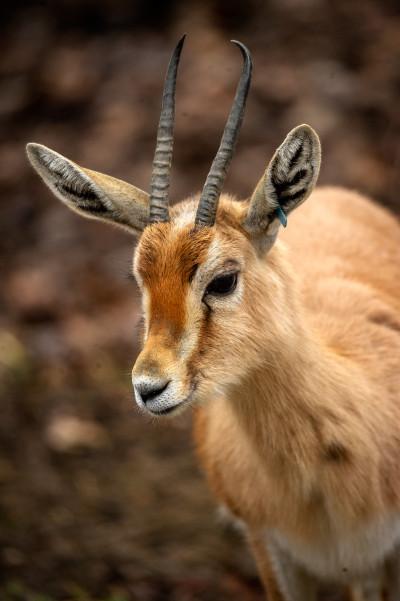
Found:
[248,532,285,601]
[385,546,400,601]
[248,531,319,601]
[350,580,382,601]
[349,564,385,601]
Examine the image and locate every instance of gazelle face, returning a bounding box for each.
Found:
[131,200,256,416]
[26,36,321,419]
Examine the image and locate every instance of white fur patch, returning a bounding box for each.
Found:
[172,204,197,229]
[267,513,400,580]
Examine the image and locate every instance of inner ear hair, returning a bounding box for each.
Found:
[244,124,321,235]
[27,143,106,211]
[26,143,149,234]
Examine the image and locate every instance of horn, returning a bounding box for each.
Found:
[149,35,185,223]
[195,41,252,228]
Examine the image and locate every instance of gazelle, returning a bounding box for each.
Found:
[27,36,400,600]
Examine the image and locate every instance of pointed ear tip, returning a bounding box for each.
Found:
[26,143,42,168]
[293,123,320,141]
[26,142,38,155]
[26,142,48,162]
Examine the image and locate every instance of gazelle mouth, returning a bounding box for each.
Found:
[148,404,180,416]
[146,384,197,417]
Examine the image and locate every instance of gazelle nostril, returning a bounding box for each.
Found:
[135,380,170,404]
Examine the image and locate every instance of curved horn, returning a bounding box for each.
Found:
[149,35,185,224]
[195,41,252,228]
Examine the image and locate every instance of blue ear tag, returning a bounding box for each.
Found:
[275,205,287,228]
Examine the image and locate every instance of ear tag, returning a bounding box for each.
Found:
[275,205,287,228]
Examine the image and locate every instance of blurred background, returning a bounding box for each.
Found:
[1,0,400,599]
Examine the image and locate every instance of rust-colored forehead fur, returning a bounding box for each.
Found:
[138,223,212,285]
[135,195,247,336]
[137,195,247,284]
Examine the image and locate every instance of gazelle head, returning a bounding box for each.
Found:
[27,37,321,417]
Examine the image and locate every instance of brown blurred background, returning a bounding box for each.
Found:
[1,1,400,599]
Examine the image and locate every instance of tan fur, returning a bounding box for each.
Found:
[27,135,400,600]
[134,189,400,600]
[190,189,400,600]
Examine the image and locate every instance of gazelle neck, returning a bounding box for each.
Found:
[228,250,360,480]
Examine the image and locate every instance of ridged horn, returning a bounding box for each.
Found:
[149,35,185,223]
[195,41,252,228]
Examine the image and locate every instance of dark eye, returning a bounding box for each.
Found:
[205,272,238,297]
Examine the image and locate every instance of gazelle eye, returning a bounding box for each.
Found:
[205,272,238,297]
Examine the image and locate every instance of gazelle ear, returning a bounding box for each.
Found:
[26,143,150,234]
[243,125,321,248]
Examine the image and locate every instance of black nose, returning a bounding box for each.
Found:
[135,380,170,404]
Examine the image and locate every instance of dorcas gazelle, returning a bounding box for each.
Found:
[27,37,400,601]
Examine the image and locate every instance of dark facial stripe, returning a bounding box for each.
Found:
[188,263,199,283]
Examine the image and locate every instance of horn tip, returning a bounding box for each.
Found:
[177,33,187,48]
[230,40,252,64]
[230,39,246,48]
